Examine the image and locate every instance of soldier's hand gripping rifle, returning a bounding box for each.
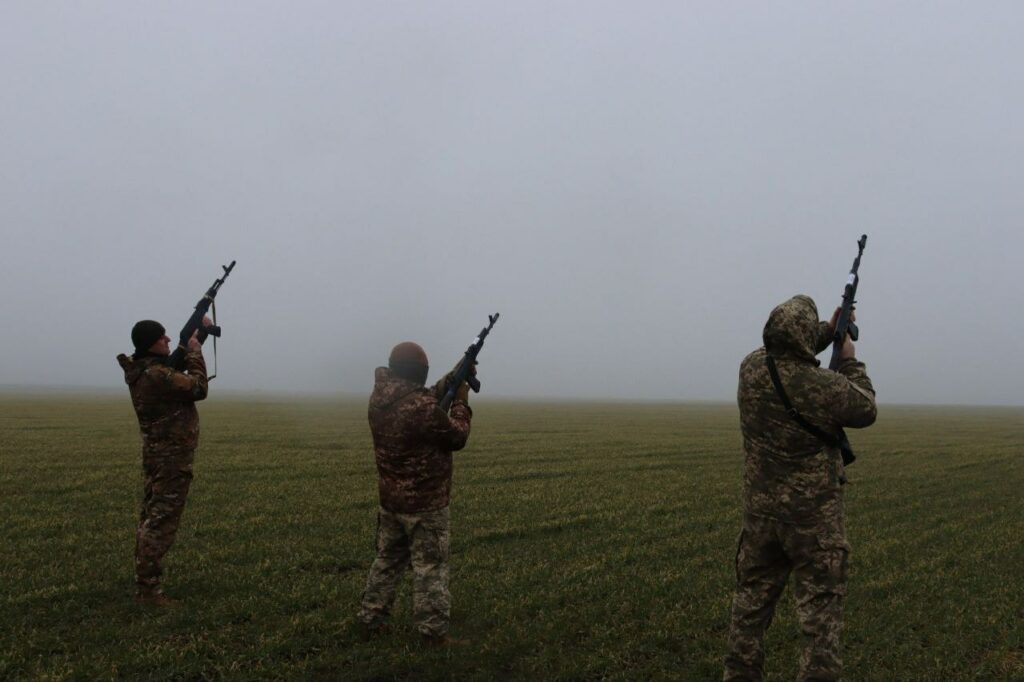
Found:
[828,235,867,465]
[167,260,236,379]
[439,313,499,412]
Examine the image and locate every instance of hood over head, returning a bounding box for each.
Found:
[762,295,820,364]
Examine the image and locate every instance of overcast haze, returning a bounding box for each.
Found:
[2,2,1022,405]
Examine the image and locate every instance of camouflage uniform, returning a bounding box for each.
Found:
[357,367,472,637]
[117,350,208,593]
[724,295,877,682]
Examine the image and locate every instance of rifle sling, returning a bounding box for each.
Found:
[766,355,841,449]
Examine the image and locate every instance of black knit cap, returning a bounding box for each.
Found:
[131,320,166,352]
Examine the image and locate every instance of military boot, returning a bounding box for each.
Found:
[421,633,470,647]
[134,588,181,607]
[359,622,390,642]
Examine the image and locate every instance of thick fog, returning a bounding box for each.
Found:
[2,2,1022,405]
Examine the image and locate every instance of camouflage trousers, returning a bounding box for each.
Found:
[357,506,451,637]
[724,512,850,682]
[135,449,194,591]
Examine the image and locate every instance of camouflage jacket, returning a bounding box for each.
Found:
[116,351,208,455]
[738,295,877,524]
[368,367,472,514]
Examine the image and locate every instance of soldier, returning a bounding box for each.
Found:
[723,295,877,681]
[357,341,473,646]
[116,317,210,606]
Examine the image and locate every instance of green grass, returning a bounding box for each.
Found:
[1,395,1022,680]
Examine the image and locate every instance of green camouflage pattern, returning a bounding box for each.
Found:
[358,506,451,637]
[724,295,876,681]
[368,367,472,514]
[117,351,208,590]
[725,513,850,681]
[739,295,876,525]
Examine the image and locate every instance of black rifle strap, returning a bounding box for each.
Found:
[766,355,840,448]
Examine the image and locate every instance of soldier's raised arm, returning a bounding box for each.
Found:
[423,392,472,451]
[828,337,876,429]
[147,324,209,401]
[814,306,854,355]
[147,352,208,402]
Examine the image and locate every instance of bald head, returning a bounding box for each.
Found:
[389,341,429,385]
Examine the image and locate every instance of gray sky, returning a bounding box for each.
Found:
[1,2,1022,405]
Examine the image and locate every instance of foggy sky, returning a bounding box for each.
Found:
[2,2,1022,405]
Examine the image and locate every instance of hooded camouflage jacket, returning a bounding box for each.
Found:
[738,295,877,524]
[116,351,208,455]
[368,367,472,514]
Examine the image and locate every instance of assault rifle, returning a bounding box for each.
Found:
[439,313,499,412]
[828,235,867,370]
[167,260,236,379]
[828,235,867,465]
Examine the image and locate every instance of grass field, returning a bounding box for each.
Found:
[1,393,1022,681]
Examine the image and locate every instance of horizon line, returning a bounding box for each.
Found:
[1,383,1021,410]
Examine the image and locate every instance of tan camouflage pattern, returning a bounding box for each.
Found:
[358,506,451,637]
[117,351,208,590]
[368,367,472,514]
[116,352,208,453]
[135,450,195,589]
[724,295,876,682]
